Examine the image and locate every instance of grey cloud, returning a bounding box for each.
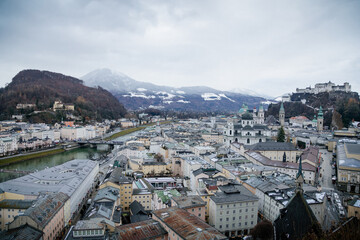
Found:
[0,0,359,96]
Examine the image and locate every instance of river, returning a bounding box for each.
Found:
[0,130,141,183]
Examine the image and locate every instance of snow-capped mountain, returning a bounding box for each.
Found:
[81,69,267,112]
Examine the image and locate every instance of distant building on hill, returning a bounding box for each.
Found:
[296,81,351,94]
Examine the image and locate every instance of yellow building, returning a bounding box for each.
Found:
[0,199,35,230]
[196,185,218,223]
[142,162,168,177]
[129,160,170,177]
[337,143,360,193]
[100,169,133,211]
[347,198,360,219]
[131,180,152,211]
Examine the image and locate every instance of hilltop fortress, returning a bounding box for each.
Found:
[296,81,351,94]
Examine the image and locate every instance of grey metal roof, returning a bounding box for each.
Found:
[0,199,35,209]
[0,159,98,197]
[210,184,258,204]
[337,143,360,169]
[23,192,69,229]
[345,143,360,155]
[247,142,297,151]
[93,186,119,203]
[0,224,43,240]
[171,195,206,209]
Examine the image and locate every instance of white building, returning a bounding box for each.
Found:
[0,159,99,225]
[209,184,259,237]
[0,137,18,156]
[223,112,271,147]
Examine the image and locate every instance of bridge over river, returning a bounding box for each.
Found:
[76,140,124,148]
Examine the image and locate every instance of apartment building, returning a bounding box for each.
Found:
[209,184,258,237]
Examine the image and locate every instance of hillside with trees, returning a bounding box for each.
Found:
[0,70,127,123]
[267,91,360,129]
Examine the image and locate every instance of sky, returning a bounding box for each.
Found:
[0,0,359,97]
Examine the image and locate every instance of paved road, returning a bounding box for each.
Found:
[319,149,335,189]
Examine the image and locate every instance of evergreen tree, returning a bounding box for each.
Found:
[277,126,285,142]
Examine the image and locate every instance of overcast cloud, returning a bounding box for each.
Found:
[0,0,359,97]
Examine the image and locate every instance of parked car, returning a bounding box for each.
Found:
[339,210,345,217]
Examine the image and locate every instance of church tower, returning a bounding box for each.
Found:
[317,106,323,131]
[279,102,285,126]
[258,105,265,124]
[295,157,304,194]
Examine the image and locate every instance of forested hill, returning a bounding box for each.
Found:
[0,70,127,122]
[267,91,360,128]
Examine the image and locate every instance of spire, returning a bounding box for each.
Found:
[296,156,304,194]
[279,102,285,113]
[259,105,264,111]
[296,157,303,179]
[318,106,323,118]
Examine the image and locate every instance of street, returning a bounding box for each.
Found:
[319,149,335,189]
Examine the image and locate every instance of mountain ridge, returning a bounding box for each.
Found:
[0,69,127,122]
[81,68,268,112]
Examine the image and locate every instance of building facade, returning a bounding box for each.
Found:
[209,184,259,237]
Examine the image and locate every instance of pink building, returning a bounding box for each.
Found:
[8,192,69,240]
[152,207,227,240]
[115,219,168,240]
[170,196,206,221]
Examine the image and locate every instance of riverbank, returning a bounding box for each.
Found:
[105,121,171,141]
[105,126,147,141]
[0,148,66,167]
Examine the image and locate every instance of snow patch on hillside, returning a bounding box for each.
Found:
[219,94,235,102]
[201,93,221,101]
[177,100,190,103]
[261,100,277,105]
[123,92,156,99]
[137,88,147,92]
[156,91,176,100]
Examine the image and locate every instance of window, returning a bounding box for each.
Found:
[219,225,222,229]
[233,210,235,213]
[198,214,201,217]
[251,221,254,225]
[226,211,229,214]
[239,209,242,213]
[232,223,235,227]
[239,216,242,219]
[245,222,248,225]
[198,208,201,211]
[220,218,222,222]
[226,224,229,228]
[226,217,229,221]
[192,209,194,212]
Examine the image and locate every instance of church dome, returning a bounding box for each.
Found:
[242,112,253,120]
